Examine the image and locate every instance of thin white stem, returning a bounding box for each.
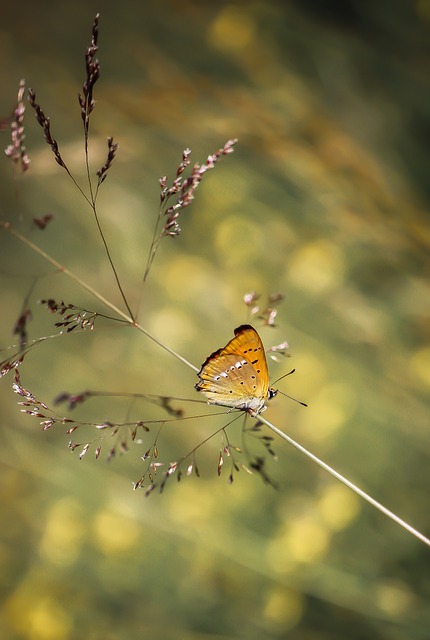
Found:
[2,223,198,373]
[257,414,430,548]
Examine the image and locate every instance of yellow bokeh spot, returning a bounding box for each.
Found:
[149,305,195,349]
[287,240,346,294]
[287,515,330,564]
[375,580,415,617]
[416,0,430,21]
[158,255,245,319]
[266,530,297,575]
[28,597,71,640]
[209,6,256,52]
[299,382,356,442]
[317,484,360,531]
[5,588,71,640]
[293,351,327,396]
[161,256,213,302]
[409,346,430,389]
[92,507,141,555]
[39,497,85,566]
[214,216,263,268]
[168,482,217,527]
[263,587,305,629]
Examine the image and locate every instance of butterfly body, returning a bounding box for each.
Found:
[195,324,277,415]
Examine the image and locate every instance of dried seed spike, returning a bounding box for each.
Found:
[145,139,237,281]
[41,419,55,430]
[27,89,66,169]
[145,484,156,497]
[92,13,100,46]
[79,444,90,459]
[136,421,150,432]
[5,79,30,172]
[244,291,260,306]
[13,306,32,350]
[263,308,277,326]
[176,147,191,177]
[268,292,284,305]
[81,13,101,126]
[241,464,253,475]
[217,450,224,476]
[33,213,54,229]
[96,136,118,184]
[0,363,12,378]
[66,426,78,434]
[167,462,178,476]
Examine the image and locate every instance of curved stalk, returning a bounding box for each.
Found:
[257,413,430,548]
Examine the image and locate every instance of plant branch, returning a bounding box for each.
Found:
[1,222,199,372]
[92,203,135,320]
[257,413,430,548]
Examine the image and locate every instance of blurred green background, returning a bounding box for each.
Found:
[1,1,429,638]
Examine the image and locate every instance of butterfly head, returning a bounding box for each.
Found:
[268,387,278,401]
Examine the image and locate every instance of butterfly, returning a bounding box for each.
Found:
[195,324,277,415]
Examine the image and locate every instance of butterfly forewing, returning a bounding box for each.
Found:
[195,325,271,413]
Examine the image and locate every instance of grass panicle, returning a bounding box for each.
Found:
[144,139,237,281]
[4,79,30,172]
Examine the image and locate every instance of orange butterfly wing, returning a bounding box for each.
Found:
[195,325,271,414]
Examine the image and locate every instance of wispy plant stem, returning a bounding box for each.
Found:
[92,202,135,321]
[258,413,430,548]
[1,222,198,372]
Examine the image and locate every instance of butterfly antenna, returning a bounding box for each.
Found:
[271,368,296,385]
[276,390,307,407]
[271,369,307,407]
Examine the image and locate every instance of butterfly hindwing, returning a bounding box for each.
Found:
[195,325,271,413]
